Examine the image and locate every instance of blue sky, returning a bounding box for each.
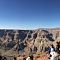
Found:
[0,0,60,30]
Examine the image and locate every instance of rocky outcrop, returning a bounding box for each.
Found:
[0,28,60,56]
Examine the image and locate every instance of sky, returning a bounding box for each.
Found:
[0,0,60,30]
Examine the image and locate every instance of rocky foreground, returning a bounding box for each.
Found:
[6,52,50,60]
[0,28,60,56]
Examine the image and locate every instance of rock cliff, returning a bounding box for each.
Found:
[0,28,60,56]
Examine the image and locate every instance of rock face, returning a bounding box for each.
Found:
[0,28,60,56]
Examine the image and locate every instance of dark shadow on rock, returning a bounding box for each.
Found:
[46,34,54,41]
[19,31,27,40]
[33,33,37,39]
[16,43,26,51]
[42,30,49,33]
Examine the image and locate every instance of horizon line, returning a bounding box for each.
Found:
[0,27,60,30]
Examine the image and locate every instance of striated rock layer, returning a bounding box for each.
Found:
[0,28,60,56]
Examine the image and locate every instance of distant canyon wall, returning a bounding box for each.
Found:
[0,28,60,56]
